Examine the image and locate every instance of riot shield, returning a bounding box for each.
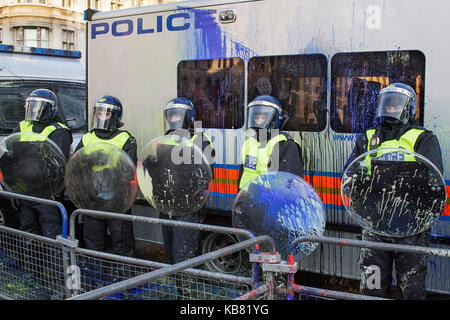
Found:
[136,134,212,217]
[0,132,66,199]
[341,148,447,237]
[232,171,326,261]
[65,143,138,213]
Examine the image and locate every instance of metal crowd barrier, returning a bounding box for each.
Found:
[0,226,66,300]
[0,190,70,300]
[66,217,450,300]
[0,190,69,238]
[68,235,273,300]
[0,190,450,300]
[66,208,271,300]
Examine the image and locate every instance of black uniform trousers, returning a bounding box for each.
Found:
[359,229,429,299]
[19,200,62,238]
[18,200,64,291]
[82,214,136,258]
[160,212,202,264]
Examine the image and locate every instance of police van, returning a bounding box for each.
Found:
[0,44,86,227]
[85,0,450,294]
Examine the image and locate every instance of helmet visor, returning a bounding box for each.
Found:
[247,105,278,129]
[376,90,412,123]
[24,97,54,122]
[92,103,120,131]
[163,106,188,133]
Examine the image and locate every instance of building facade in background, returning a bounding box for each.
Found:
[0,0,177,60]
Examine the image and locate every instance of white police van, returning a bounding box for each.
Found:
[85,0,449,294]
[0,44,86,227]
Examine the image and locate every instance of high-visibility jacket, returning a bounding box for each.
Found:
[81,131,133,171]
[163,132,212,147]
[82,131,131,150]
[191,133,213,146]
[161,132,214,169]
[239,133,301,189]
[364,127,425,169]
[19,120,69,141]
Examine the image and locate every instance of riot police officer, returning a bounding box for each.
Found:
[160,97,215,264]
[15,88,72,238]
[75,95,137,257]
[238,95,303,191]
[344,83,444,299]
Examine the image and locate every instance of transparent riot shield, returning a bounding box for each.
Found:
[65,143,138,213]
[0,132,66,199]
[232,171,326,261]
[341,148,447,237]
[136,134,212,217]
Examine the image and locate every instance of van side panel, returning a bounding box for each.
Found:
[87,0,450,293]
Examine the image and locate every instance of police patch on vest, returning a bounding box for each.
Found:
[373,151,405,161]
[244,155,257,170]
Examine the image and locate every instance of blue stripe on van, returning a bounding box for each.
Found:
[209,192,237,199]
[304,170,342,177]
[213,164,241,169]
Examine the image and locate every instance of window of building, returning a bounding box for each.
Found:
[62,30,75,50]
[15,27,49,48]
[88,0,101,9]
[248,54,328,132]
[62,0,73,8]
[111,0,123,10]
[177,58,245,129]
[331,50,425,133]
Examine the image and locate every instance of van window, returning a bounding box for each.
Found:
[177,58,245,129]
[248,54,327,132]
[0,80,86,133]
[331,50,425,133]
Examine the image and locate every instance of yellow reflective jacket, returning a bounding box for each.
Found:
[19,120,69,141]
[364,127,425,169]
[239,133,301,190]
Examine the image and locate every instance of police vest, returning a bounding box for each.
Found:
[19,120,69,141]
[239,133,301,190]
[164,132,212,147]
[81,131,132,171]
[81,131,131,150]
[191,133,213,146]
[365,128,425,168]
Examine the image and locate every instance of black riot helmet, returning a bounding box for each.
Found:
[376,83,418,125]
[24,89,58,122]
[163,98,196,134]
[91,95,123,131]
[246,95,289,130]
